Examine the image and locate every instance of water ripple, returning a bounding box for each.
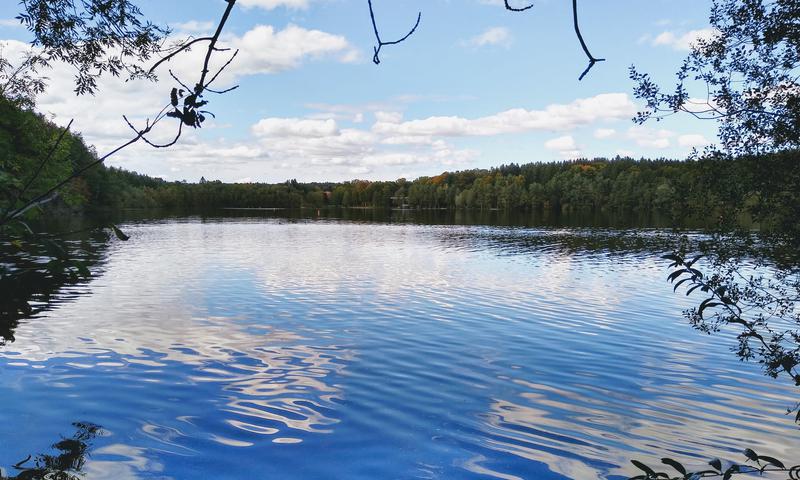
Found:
[0,218,797,479]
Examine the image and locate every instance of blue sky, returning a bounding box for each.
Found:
[0,0,719,182]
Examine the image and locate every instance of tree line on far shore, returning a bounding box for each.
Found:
[3,96,796,230]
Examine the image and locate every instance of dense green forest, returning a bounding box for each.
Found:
[2,96,797,228]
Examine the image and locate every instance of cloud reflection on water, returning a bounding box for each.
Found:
[2,219,799,479]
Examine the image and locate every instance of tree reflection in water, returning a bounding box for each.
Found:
[1,422,100,480]
[0,223,110,346]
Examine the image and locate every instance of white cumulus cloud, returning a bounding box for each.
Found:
[238,0,311,10]
[627,126,674,149]
[372,93,636,138]
[465,27,512,48]
[231,24,359,76]
[594,128,616,139]
[252,118,339,138]
[678,134,710,148]
[544,135,581,159]
[0,20,360,174]
[651,28,717,51]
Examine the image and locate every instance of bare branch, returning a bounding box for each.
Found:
[168,69,192,92]
[125,114,183,148]
[197,0,237,89]
[572,0,604,80]
[6,191,60,220]
[367,0,421,65]
[502,0,603,79]
[2,119,74,223]
[0,0,240,227]
[504,1,534,12]
[148,36,213,74]
[205,49,240,90]
[127,0,239,149]
[1,134,144,224]
[205,85,239,95]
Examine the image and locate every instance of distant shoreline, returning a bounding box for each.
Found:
[222,207,286,211]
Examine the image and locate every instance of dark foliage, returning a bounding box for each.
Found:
[631,0,800,156]
[0,422,101,480]
[634,1,800,427]
[74,153,797,232]
[629,449,797,479]
[17,0,168,95]
[0,48,48,108]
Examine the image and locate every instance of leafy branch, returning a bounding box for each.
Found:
[629,449,796,480]
[1,0,241,332]
[629,0,800,156]
[0,46,49,108]
[663,250,800,419]
[16,0,170,95]
[0,0,240,227]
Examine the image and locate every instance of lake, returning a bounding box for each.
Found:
[1,212,797,479]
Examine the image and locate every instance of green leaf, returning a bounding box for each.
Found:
[723,468,735,480]
[42,238,67,258]
[631,460,656,477]
[727,318,749,327]
[742,331,764,341]
[699,298,722,317]
[757,455,785,469]
[661,458,686,475]
[686,254,704,267]
[742,448,758,462]
[110,224,130,241]
[46,258,64,275]
[74,261,90,278]
[673,278,692,292]
[668,270,685,282]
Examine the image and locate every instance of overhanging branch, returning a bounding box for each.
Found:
[0,0,241,227]
[367,0,421,65]
[572,0,605,80]
[505,1,534,12]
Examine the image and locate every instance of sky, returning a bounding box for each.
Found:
[0,0,719,183]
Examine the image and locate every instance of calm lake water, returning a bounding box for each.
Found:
[1,212,798,479]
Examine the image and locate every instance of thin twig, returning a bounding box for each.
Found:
[204,49,240,90]
[572,0,604,80]
[167,69,192,93]
[2,134,144,224]
[502,0,602,79]
[7,191,61,220]
[2,119,74,223]
[1,0,241,229]
[367,0,421,65]
[197,0,236,89]
[205,85,239,95]
[149,36,214,74]
[505,1,534,12]
[127,0,239,147]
